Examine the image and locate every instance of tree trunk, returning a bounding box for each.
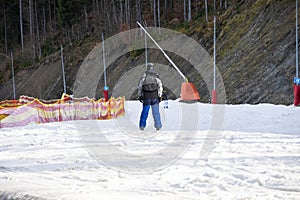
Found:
[29,0,36,58]
[42,0,46,34]
[205,0,208,22]
[196,0,200,14]
[19,0,24,52]
[96,0,99,14]
[153,0,157,27]
[84,5,89,31]
[96,0,101,29]
[214,0,216,11]
[125,0,128,25]
[125,0,130,26]
[29,0,33,37]
[136,0,142,24]
[157,0,160,28]
[127,0,131,27]
[4,3,8,53]
[119,0,123,23]
[53,0,56,31]
[188,0,191,21]
[150,0,153,18]
[103,0,112,30]
[164,0,168,23]
[93,0,96,13]
[48,0,52,31]
[35,0,41,58]
[112,0,118,26]
[184,0,186,22]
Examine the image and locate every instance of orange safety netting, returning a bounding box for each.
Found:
[0,94,125,128]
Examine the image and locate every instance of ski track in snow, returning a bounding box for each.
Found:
[0,101,299,200]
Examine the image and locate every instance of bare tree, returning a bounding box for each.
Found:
[188,0,191,21]
[96,0,99,14]
[214,0,216,11]
[125,0,130,26]
[220,0,228,9]
[195,0,200,14]
[29,0,33,38]
[84,4,89,30]
[150,0,153,18]
[128,0,131,26]
[112,0,118,26]
[29,0,36,58]
[94,0,100,29]
[53,0,56,31]
[184,0,186,21]
[42,0,46,34]
[4,3,8,53]
[157,0,161,28]
[164,0,168,23]
[35,0,41,58]
[205,0,208,22]
[104,0,112,30]
[119,0,123,23]
[19,0,24,52]
[153,0,157,27]
[48,0,52,31]
[136,0,142,24]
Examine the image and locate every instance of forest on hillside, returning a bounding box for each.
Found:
[0,0,296,105]
[0,0,240,84]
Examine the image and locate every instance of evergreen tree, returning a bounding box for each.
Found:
[57,0,73,28]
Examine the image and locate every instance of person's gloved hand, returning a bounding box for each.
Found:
[159,96,162,103]
[139,96,143,103]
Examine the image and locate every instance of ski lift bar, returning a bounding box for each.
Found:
[137,21,200,102]
[137,21,188,82]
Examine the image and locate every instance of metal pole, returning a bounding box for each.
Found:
[145,31,148,66]
[214,16,216,90]
[137,21,188,82]
[102,32,107,87]
[296,0,299,80]
[60,45,66,94]
[11,52,16,99]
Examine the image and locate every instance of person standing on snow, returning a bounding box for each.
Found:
[138,63,163,131]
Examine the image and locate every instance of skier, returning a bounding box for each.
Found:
[138,63,163,131]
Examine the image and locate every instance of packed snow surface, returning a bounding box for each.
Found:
[0,101,299,199]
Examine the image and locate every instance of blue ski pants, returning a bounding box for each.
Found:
[139,99,162,129]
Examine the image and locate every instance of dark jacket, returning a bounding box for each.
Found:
[138,70,163,100]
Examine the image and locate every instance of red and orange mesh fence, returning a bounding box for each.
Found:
[0,94,125,128]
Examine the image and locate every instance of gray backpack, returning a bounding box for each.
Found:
[142,71,159,92]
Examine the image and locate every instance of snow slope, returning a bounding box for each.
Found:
[0,101,299,199]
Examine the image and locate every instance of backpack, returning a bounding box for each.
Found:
[142,71,159,92]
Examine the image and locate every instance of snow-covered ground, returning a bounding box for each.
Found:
[0,101,299,199]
